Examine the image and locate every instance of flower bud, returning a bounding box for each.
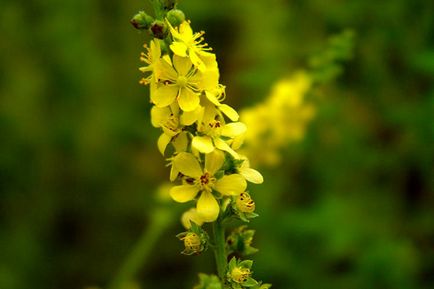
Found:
[183,232,201,252]
[230,267,251,284]
[236,192,255,213]
[176,223,209,255]
[151,20,168,39]
[166,9,185,27]
[130,11,154,30]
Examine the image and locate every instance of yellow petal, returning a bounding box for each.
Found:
[150,39,161,60]
[178,88,200,112]
[173,55,193,76]
[190,50,206,72]
[181,106,203,125]
[152,85,178,107]
[179,21,193,38]
[219,104,239,121]
[214,174,247,196]
[170,42,188,57]
[170,165,179,181]
[192,136,214,154]
[169,185,200,203]
[200,67,219,89]
[221,122,247,137]
[239,167,264,184]
[214,138,239,158]
[181,208,204,229]
[172,131,188,152]
[230,135,245,150]
[205,150,224,175]
[150,106,172,127]
[205,91,221,106]
[173,152,202,178]
[157,133,171,155]
[197,191,219,222]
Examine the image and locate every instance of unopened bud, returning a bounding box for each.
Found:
[130,11,154,30]
[167,9,185,27]
[230,267,251,284]
[236,192,255,213]
[151,20,168,39]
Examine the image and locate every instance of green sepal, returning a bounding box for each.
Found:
[243,277,259,287]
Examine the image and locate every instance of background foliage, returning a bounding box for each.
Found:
[0,0,433,289]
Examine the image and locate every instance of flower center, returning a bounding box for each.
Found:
[177,76,188,87]
[207,120,223,137]
[196,172,216,191]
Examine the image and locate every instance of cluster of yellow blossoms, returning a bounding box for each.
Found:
[237,72,315,166]
[140,21,263,225]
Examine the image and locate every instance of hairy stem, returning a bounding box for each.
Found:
[107,208,173,289]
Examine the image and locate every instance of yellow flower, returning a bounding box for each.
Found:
[168,20,213,72]
[150,104,188,154]
[192,117,247,158]
[237,156,263,184]
[139,39,161,85]
[204,85,240,122]
[151,55,218,112]
[170,151,246,222]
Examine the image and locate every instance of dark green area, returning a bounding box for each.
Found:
[0,0,433,289]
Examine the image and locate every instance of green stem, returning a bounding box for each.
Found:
[150,0,164,19]
[107,208,173,289]
[212,219,227,280]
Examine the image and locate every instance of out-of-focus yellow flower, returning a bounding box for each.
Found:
[168,20,213,72]
[238,72,315,166]
[169,151,246,222]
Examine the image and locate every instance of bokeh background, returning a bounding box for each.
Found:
[1,0,433,289]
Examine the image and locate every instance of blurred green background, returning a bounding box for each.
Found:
[0,0,433,289]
